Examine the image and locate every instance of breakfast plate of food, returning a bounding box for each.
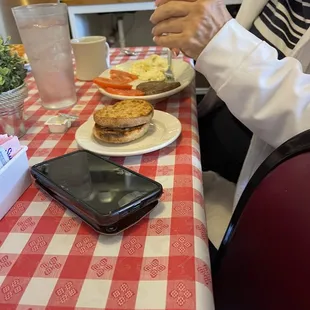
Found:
[93,54,195,101]
[75,99,182,156]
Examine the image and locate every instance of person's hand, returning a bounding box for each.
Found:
[150,0,232,60]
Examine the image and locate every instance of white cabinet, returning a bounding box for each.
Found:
[68,0,242,40]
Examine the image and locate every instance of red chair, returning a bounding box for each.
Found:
[212,129,310,310]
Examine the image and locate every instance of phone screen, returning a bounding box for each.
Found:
[34,151,159,215]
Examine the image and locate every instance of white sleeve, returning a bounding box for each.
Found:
[195,19,310,148]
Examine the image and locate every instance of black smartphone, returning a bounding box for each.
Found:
[31,150,163,234]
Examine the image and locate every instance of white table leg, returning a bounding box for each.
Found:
[117,17,126,49]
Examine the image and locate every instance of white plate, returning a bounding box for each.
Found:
[96,59,195,101]
[75,110,182,156]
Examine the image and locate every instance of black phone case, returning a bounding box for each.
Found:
[34,180,158,234]
[31,150,163,233]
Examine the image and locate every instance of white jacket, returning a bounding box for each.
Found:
[196,0,310,207]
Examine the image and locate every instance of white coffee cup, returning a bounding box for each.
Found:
[71,36,110,81]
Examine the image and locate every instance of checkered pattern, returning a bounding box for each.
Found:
[0,47,214,310]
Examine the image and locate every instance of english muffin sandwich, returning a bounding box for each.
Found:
[93,99,154,144]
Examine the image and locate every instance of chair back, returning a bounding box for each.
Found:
[213,130,310,310]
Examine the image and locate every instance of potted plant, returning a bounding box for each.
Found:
[0,36,28,137]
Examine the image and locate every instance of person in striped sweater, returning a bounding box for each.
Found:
[150,0,310,247]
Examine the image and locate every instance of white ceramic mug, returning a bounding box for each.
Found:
[71,36,110,81]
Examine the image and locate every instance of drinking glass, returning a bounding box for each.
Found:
[12,3,77,110]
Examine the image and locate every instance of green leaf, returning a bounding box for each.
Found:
[0,67,10,75]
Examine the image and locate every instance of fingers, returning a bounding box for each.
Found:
[152,17,183,36]
[154,0,168,7]
[153,33,184,48]
[155,0,195,7]
[150,2,189,24]
[171,48,180,56]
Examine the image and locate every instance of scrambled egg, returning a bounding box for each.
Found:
[130,55,168,81]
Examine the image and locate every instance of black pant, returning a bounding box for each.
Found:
[198,102,252,183]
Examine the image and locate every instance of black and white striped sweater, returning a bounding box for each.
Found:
[249,0,310,59]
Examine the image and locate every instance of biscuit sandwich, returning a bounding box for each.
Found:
[93,99,154,144]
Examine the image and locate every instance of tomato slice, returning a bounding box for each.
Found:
[105,87,144,96]
[93,77,132,90]
[110,69,138,81]
[110,74,133,84]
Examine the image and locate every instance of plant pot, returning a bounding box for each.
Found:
[0,83,28,138]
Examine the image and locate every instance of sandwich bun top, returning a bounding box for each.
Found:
[94,99,153,128]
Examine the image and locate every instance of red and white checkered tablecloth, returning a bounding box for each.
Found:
[0,47,214,310]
